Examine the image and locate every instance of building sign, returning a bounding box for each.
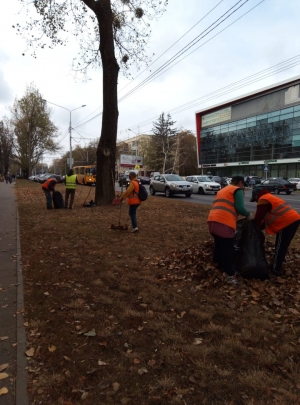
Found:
[120,154,143,167]
[201,107,231,127]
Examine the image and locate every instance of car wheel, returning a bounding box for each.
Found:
[214,192,218,194]
[274,188,280,194]
[185,192,192,197]
[149,186,155,195]
[286,191,291,195]
[165,187,171,198]
[198,187,205,195]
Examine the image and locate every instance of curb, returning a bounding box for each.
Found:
[16,208,29,405]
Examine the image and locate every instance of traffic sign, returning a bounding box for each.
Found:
[264,165,268,172]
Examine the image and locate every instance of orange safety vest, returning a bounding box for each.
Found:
[259,193,300,235]
[207,185,240,230]
[42,178,57,190]
[127,180,141,205]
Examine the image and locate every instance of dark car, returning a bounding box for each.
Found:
[37,174,63,184]
[118,174,130,187]
[139,176,150,185]
[211,176,228,188]
[252,177,296,195]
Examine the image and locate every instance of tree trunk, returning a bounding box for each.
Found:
[92,0,120,205]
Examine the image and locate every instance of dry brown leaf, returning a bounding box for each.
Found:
[148,359,155,367]
[23,322,29,327]
[137,368,148,375]
[0,364,9,372]
[63,356,71,362]
[0,387,8,395]
[0,373,9,380]
[193,338,203,345]
[0,337,8,341]
[48,345,56,352]
[112,382,120,391]
[98,360,107,366]
[133,358,141,364]
[99,341,107,347]
[25,348,35,357]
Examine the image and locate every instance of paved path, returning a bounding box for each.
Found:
[0,182,28,405]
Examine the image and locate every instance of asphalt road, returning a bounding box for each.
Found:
[115,185,300,213]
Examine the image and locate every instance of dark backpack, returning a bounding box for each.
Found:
[134,183,148,201]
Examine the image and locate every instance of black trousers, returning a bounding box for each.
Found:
[212,234,235,276]
[273,219,300,272]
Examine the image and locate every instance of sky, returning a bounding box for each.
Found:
[1,0,300,166]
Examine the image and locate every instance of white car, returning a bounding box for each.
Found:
[288,178,300,189]
[185,175,221,195]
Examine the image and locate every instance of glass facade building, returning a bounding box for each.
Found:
[195,76,300,178]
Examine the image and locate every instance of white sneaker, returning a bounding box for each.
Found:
[131,227,138,233]
[226,275,239,285]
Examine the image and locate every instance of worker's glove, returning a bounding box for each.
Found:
[247,213,254,221]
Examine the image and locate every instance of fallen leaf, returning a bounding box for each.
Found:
[44,292,49,296]
[112,382,120,391]
[0,373,9,380]
[84,329,96,337]
[133,358,141,364]
[0,337,9,341]
[99,341,107,347]
[98,380,110,389]
[25,348,35,357]
[138,368,148,375]
[63,356,71,362]
[48,345,56,352]
[0,364,9,372]
[193,338,203,345]
[0,387,8,395]
[23,322,29,327]
[148,359,155,367]
[98,360,107,366]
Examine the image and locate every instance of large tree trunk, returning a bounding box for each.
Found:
[92,0,120,205]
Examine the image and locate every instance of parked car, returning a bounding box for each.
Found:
[211,176,228,188]
[36,174,63,184]
[288,177,300,187]
[249,176,262,187]
[252,177,296,195]
[149,174,193,198]
[185,175,221,195]
[139,176,150,185]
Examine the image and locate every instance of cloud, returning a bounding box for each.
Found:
[0,66,13,103]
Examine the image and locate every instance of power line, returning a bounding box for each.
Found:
[118,0,250,103]
[121,54,300,134]
[73,0,250,129]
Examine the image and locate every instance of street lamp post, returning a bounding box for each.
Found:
[43,99,86,169]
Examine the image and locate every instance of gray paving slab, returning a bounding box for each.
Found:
[0,182,28,405]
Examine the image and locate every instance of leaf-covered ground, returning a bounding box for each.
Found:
[15,181,300,405]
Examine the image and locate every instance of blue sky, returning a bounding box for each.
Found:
[0,0,300,165]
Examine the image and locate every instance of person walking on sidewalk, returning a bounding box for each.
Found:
[207,175,254,285]
[250,188,300,276]
[64,169,78,209]
[119,171,141,233]
[42,177,58,210]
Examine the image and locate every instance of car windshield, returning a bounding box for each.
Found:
[197,176,212,182]
[165,174,183,181]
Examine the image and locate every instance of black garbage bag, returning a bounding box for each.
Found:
[234,218,269,280]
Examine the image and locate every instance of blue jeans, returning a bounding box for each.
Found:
[43,189,53,208]
[129,204,139,228]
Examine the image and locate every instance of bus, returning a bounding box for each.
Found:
[73,165,96,185]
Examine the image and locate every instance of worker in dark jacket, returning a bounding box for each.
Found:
[207,176,253,285]
[42,177,58,210]
[64,169,78,209]
[250,188,300,276]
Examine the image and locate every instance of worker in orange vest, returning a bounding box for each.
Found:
[119,171,141,233]
[250,188,300,276]
[42,177,58,210]
[207,175,253,285]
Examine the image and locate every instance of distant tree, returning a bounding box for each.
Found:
[150,113,178,173]
[0,120,14,176]
[16,0,168,203]
[175,130,198,176]
[10,85,59,178]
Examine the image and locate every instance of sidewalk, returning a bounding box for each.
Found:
[0,182,28,405]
